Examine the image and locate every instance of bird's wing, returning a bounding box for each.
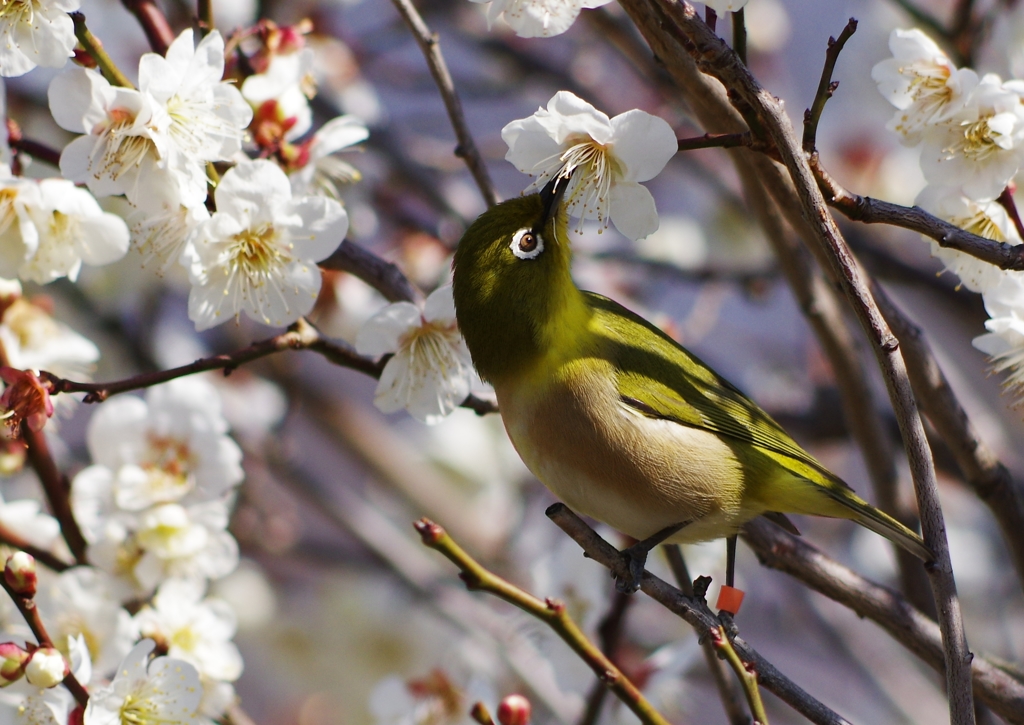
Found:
[585,293,842,486]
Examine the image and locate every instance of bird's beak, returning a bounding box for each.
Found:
[539,174,569,222]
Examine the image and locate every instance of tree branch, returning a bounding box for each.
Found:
[414,518,673,725]
[547,504,851,725]
[70,13,134,89]
[388,0,498,208]
[802,18,858,154]
[647,5,974,720]
[741,518,1024,724]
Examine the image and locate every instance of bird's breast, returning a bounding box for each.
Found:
[495,358,755,543]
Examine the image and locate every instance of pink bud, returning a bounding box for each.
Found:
[497,695,531,725]
[4,552,36,596]
[0,368,53,434]
[0,642,29,686]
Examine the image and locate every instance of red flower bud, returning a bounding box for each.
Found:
[4,552,36,596]
[497,695,531,725]
[0,368,54,434]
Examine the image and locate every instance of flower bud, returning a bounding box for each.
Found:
[0,642,30,686]
[4,552,36,596]
[497,695,531,725]
[24,647,67,688]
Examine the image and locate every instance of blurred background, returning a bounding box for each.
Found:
[5,0,1024,723]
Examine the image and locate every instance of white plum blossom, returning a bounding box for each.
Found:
[241,49,315,141]
[33,567,135,678]
[126,193,210,274]
[916,184,1023,292]
[183,158,348,331]
[136,29,252,210]
[288,115,369,199]
[84,377,243,512]
[72,466,239,598]
[469,0,612,38]
[132,579,242,683]
[872,28,979,144]
[502,90,677,240]
[0,172,42,278]
[84,640,201,725]
[16,179,129,284]
[50,30,251,211]
[0,296,99,381]
[49,67,170,206]
[972,273,1024,392]
[919,74,1024,201]
[0,173,129,284]
[356,285,477,424]
[0,0,78,78]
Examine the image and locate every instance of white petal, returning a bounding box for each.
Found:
[609,109,677,182]
[422,284,456,324]
[310,116,370,159]
[608,180,660,241]
[48,67,115,133]
[287,195,348,261]
[355,302,421,356]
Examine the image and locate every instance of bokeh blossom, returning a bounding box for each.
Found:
[468,0,613,38]
[0,0,78,77]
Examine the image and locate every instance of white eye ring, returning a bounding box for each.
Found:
[510,227,545,260]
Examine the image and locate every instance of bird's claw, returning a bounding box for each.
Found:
[615,545,648,594]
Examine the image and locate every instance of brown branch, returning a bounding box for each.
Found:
[23,428,87,566]
[121,0,174,55]
[646,4,974,720]
[997,187,1024,242]
[872,283,1024,590]
[815,164,1024,270]
[742,518,1024,724]
[576,591,633,725]
[677,132,752,152]
[415,518,672,725]
[0,522,71,572]
[40,319,496,414]
[319,242,422,303]
[664,545,751,725]
[9,139,61,168]
[547,505,851,725]
[388,0,498,208]
[0,577,88,707]
[802,18,857,154]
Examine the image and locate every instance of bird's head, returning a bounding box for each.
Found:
[452,176,578,382]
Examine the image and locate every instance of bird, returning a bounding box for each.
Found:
[451,176,931,593]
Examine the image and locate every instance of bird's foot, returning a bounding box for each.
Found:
[615,520,691,594]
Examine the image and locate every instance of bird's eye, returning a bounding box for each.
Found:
[510,227,545,260]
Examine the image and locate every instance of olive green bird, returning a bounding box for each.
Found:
[451,178,931,592]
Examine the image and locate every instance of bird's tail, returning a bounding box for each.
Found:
[822,487,933,562]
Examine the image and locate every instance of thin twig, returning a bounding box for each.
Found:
[742,518,1024,724]
[0,577,89,707]
[70,13,134,88]
[0,522,71,572]
[997,187,1024,242]
[121,0,174,55]
[647,5,973,719]
[664,545,751,725]
[197,0,214,34]
[547,505,851,725]
[815,163,1024,270]
[711,626,769,724]
[9,138,61,168]
[732,9,746,66]
[414,518,673,725]
[677,132,753,152]
[40,319,496,414]
[576,591,632,725]
[388,0,498,208]
[23,428,87,565]
[802,18,858,153]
